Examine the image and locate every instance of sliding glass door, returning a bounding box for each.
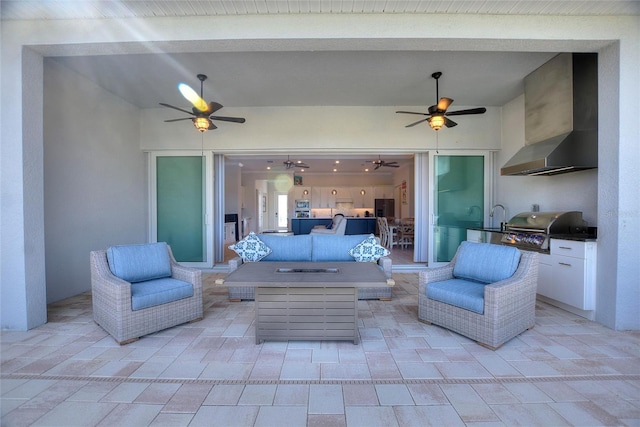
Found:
[149,151,213,268]
[429,152,491,265]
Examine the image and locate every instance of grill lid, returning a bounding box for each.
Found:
[505,211,586,234]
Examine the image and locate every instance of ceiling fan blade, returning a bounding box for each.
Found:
[396,111,428,116]
[159,103,195,116]
[444,117,458,128]
[445,107,487,116]
[210,116,246,123]
[178,83,208,112]
[437,97,453,112]
[164,117,193,122]
[428,105,438,114]
[384,162,398,166]
[385,164,400,168]
[405,118,429,128]
[374,164,381,170]
[208,101,224,113]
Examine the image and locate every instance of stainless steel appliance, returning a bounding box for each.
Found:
[501,53,598,176]
[375,199,395,219]
[500,211,587,253]
[294,200,310,218]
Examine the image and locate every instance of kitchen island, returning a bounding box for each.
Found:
[291,217,376,235]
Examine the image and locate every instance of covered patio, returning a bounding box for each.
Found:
[1,273,638,426]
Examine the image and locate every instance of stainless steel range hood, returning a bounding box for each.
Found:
[501,129,597,176]
[501,53,598,176]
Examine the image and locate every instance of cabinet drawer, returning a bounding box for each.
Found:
[551,239,586,258]
[536,254,553,298]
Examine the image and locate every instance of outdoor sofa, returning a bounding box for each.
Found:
[227,233,392,301]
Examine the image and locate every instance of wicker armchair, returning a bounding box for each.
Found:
[90,244,203,345]
[419,243,539,350]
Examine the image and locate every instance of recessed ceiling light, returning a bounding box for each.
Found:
[333,168,337,172]
[335,160,340,164]
[365,168,369,172]
[267,166,271,170]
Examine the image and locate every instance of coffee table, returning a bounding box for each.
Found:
[222,262,391,344]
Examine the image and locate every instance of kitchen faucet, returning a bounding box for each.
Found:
[490,204,507,231]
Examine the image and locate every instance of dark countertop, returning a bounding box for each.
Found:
[467,226,597,242]
[467,227,503,232]
[305,217,375,220]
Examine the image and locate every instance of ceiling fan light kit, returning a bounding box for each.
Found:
[428,115,445,131]
[193,117,212,132]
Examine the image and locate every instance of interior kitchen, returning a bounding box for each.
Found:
[225,154,414,257]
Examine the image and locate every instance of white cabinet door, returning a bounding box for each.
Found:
[311,187,322,208]
[536,253,553,298]
[292,186,311,202]
[538,240,596,311]
[224,222,236,244]
[466,229,482,243]
[374,186,394,199]
[351,186,374,208]
[550,254,588,309]
[321,187,337,208]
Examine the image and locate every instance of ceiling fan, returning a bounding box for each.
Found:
[396,72,487,131]
[159,74,246,132]
[372,156,399,170]
[283,156,310,170]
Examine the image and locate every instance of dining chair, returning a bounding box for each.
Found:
[376,217,389,248]
[399,220,414,249]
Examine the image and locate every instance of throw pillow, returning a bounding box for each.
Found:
[348,234,390,262]
[228,232,272,262]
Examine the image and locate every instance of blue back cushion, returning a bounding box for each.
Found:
[311,234,371,262]
[453,241,521,284]
[260,234,312,261]
[107,242,172,283]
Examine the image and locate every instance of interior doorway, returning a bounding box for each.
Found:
[277,193,289,229]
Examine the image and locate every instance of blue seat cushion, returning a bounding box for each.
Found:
[130,278,194,311]
[260,234,312,261]
[107,242,172,283]
[427,278,486,314]
[311,234,372,262]
[453,241,521,284]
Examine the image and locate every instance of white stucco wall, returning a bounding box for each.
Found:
[43,60,147,303]
[1,13,638,330]
[140,105,501,153]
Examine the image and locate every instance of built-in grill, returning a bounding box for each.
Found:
[501,211,587,253]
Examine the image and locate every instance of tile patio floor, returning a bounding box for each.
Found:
[1,273,639,426]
